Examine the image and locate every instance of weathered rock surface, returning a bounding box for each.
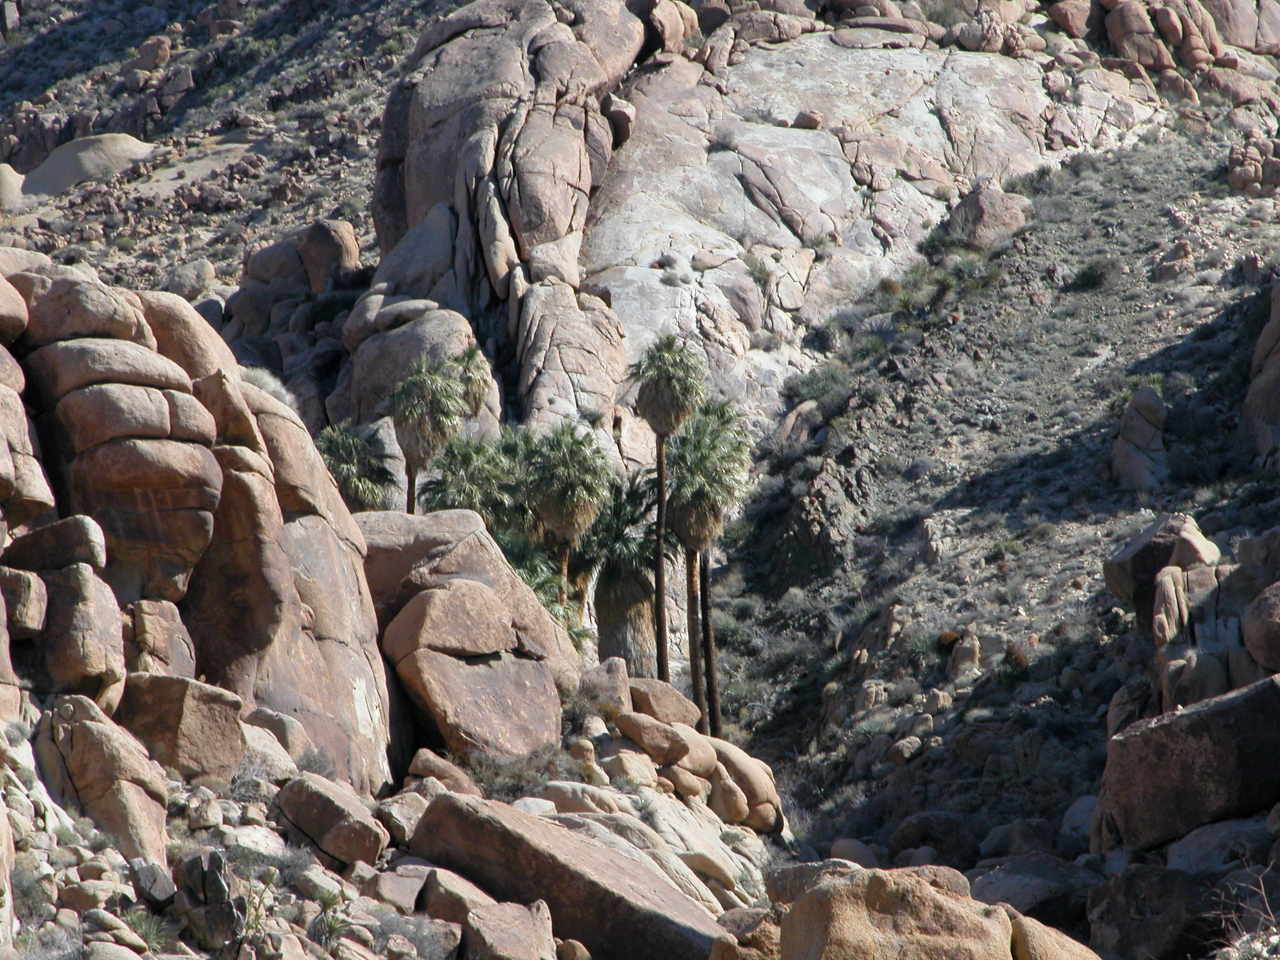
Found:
[114,673,246,781]
[412,793,733,959]
[1093,676,1280,851]
[1104,512,1221,631]
[359,509,574,758]
[34,695,168,866]
[276,773,391,868]
[1111,386,1168,491]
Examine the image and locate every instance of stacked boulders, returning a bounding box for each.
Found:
[358,509,578,759]
[0,248,397,799]
[1110,386,1169,491]
[1229,134,1280,194]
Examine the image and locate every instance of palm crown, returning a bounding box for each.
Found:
[667,399,753,551]
[630,334,707,437]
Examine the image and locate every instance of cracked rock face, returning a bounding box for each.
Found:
[357,509,577,759]
[1,252,396,795]
[370,1,1163,446]
[583,32,1161,427]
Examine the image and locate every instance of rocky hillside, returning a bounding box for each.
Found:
[4,0,1280,958]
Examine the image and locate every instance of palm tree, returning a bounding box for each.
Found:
[387,356,467,514]
[315,421,397,512]
[667,399,751,735]
[573,471,661,677]
[418,435,512,528]
[528,421,612,607]
[629,335,706,683]
[454,345,492,417]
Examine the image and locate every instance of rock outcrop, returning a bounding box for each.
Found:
[412,793,734,960]
[34,695,169,867]
[1,250,396,795]
[358,509,577,759]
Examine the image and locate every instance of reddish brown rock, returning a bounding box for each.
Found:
[71,437,221,604]
[26,338,189,405]
[710,737,781,832]
[135,289,239,380]
[407,747,481,796]
[412,794,732,960]
[3,515,106,571]
[124,599,196,676]
[356,510,577,688]
[464,900,556,960]
[35,695,168,867]
[1106,1,1176,69]
[297,220,361,295]
[1093,677,1280,851]
[22,277,155,349]
[615,711,690,767]
[0,274,26,343]
[277,773,390,868]
[424,866,498,923]
[629,679,701,726]
[39,563,125,714]
[1103,512,1220,631]
[114,673,246,781]
[1048,0,1094,36]
[393,645,561,759]
[0,565,46,638]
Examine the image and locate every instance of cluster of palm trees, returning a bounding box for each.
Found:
[315,336,752,736]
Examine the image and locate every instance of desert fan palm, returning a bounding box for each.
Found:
[629,334,706,682]
[667,399,752,734]
[574,471,662,677]
[418,435,513,528]
[387,355,467,514]
[315,421,397,512]
[455,344,492,417]
[529,421,613,606]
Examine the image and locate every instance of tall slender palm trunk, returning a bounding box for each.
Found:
[559,544,571,609]
[654,433,670,682]
[405,465,417,514]
[701,552,721,737]
[685,547,707,733]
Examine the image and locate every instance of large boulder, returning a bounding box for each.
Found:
[39,563,126,714]
[1093,676,1280,852]
[358,510,576,760]
[276,773,390,868]
[1103,513,1220,631]
[114,673,246,781]
[34,695,169,867]
[947,181,1032,250]
[411,794,733,960]
[180,376,396,794]
[780,869,1010,959]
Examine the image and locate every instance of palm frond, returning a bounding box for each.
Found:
[454,345,492,417]
[315,421,397,511]
[667,399,753,551]
[387,356,468,471]
[528,421,613,547]
[629,334,707,436]
[419,436,513,528]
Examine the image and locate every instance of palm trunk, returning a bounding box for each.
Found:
[559,543,571,610]
[654,433,670,683]
[686,547,707,733]
[701,551,722,737]
[405,464,417,515]
[597,570,656,677]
